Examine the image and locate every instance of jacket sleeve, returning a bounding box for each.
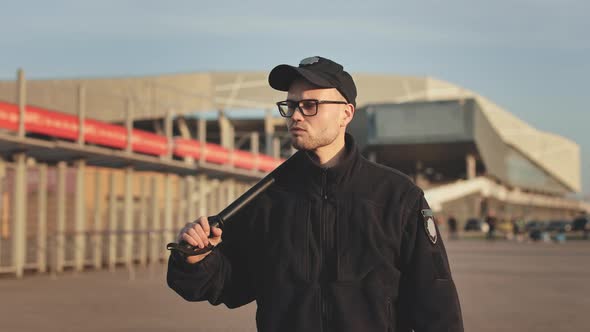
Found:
[397,190,464,332]
[166,201,259,309]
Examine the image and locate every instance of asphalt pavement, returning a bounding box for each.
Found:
[1,239,589,332]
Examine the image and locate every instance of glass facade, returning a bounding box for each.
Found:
[505,147,569,194]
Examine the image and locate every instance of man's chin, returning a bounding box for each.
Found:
[291,137,310,151]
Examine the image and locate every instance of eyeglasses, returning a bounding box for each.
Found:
[276,99,348,117]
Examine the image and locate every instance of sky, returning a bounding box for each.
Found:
[1,0,589,195]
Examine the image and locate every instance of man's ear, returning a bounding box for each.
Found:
[341,103,355,127]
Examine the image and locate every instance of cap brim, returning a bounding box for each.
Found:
[268,65,335,91]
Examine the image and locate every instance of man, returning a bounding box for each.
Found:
[485,209,497,240]
[447,213,459,240]
[167,56,463,332]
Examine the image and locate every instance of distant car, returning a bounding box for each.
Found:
[571,216,589,231]
[545,220,572,233]
[525,220,546,232]
[464,218,490,233]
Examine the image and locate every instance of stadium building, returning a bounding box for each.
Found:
[0,70,587,277]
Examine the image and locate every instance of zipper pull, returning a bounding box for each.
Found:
[322,169,328,200]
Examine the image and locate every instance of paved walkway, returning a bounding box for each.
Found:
[1,240,589,331]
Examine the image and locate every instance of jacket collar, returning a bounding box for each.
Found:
[299,133,360,186]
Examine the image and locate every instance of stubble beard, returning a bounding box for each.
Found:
[290,129,338,151]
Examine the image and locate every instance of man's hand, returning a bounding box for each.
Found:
[176,216,223,264]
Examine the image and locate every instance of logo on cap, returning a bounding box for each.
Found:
[299,56,320,66]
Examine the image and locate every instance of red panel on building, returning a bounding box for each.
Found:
[233,150,256,170]
[173,138,202,159]
[0,101,284,169]
[204,143,230,164]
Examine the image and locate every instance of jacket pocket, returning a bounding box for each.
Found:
[327,281,392,332]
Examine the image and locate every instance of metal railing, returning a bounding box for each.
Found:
[0,160,251,278]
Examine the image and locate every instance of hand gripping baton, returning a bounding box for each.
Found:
[166,154,295,256]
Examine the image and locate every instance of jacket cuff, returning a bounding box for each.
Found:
[169,249,221,274]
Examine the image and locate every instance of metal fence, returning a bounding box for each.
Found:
[0,159,250,278]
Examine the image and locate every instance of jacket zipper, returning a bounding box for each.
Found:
[305,203,311,282]
[320,169,328,332]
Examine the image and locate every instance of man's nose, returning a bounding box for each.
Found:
[290,107,305,122]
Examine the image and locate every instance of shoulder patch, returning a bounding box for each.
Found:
[421,209,438,245]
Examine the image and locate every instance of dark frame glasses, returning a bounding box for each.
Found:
[276,99,348,117]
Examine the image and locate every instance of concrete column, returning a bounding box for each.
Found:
[177,177,186,228]
[466,154,476,179]
[0,158,5,253]
[177,117,191,139]
[227,178,236,202]
[74,159,86,271]
[108,171,118,270]
[211,181,219,214]
[198,174,207,217]
[165,110,174,160]
[163,174,173,257]
[56,161,67,273]
[219,111,234,169]
[264,109,275,156]
[138,175,148,266]
[12,153,27,278]
[186,176,196,223]
[236,183,243,198]
[250,132,260,155]
[149,176,161,263]
[218,111,234,149]
[17,69,26,138]
[198,117,207,164]
[251,132,260,171]
[208,180,218,216]
[126,99,134,153]
[225,181,231,207]
[123,167,134,267]
[37,164,48,273]
[93,169,103,269]
[217,180,226,213]
[273,137,281,159]
[244,182,249,195]
[77,85,86,145]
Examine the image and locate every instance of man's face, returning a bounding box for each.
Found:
[286,80,350,151]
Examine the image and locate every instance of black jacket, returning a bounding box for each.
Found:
[167,134,463,332]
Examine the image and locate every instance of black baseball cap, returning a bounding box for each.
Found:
[268,56,357,107]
